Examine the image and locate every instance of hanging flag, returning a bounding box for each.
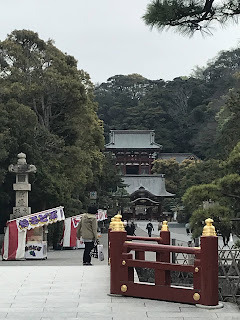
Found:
[2,220,27,261]
[96,209,107,221]
[62,215,82,248]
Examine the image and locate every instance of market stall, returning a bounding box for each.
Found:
[2,206,65,261]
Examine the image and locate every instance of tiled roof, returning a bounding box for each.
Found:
[105,130,162,150]
[122,175,175,197]
[160,153,199,163]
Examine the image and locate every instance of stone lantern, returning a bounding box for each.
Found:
[8,152,36,220]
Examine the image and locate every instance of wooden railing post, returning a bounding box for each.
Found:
[109,214,127,295]
[156,221,171,285]
[199,218,219,306]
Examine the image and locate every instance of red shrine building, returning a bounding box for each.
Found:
[105,130,175,220]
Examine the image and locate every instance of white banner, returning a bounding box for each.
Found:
[16,206,65,231]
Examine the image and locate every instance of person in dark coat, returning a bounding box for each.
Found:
[125,222,132,235]
[146,221,154,237]
[130,221,136,236]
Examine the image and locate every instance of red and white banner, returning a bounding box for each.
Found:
[96,209,107,221]
[62,215,82,248]
[62,210,107,248]
[2,220,26,261]
[2,206,65,261]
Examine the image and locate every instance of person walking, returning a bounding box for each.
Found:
[146,221,154,237]
[130,221,136,236]
[185,222,190,235]
[77,205,98,266]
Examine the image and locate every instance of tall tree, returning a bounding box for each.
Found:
[143,0,240,36]
[0,30,104,224]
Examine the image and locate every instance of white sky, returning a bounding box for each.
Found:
[1,0,240,84]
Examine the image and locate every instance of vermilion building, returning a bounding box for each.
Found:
[105,130,175,220]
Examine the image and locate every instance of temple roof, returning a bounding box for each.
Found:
[105,130,162,150]
[160,153,199,163]
[122,175,175,197]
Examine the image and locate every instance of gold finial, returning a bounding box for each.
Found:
[202,218,217,237]
[193,293,200,301]
[161,220,169,231]
[195,267,199,273]
[109,217,116,230]
[122,260,126,266]
[121,284,128,292]
[111,214,125,232]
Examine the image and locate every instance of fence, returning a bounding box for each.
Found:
[109,215,219,306]
[169,240,240,304]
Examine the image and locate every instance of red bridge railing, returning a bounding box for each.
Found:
[109,216,218,306]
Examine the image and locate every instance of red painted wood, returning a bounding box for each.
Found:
[127,259,195,272]
[109,224,218,306]
[158,230,171,285]
[123,242,200,254]
[160,230,170,245]
[135,251,145,260]
[120,281,198,304]
[122,252,133,260]
[200,236,219,306]
[193,258,201,291]
[110,230,127,294]
[127,236,162,243]
[108,228,111,263]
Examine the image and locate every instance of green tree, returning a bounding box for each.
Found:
[152,158,180,194]
[143,0,240,36]
[182,142,240,236]
[179,159,224,197]
[190,205,232,238]
[216,86,240,157]
[0,30,104,233]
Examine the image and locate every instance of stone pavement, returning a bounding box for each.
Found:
[0,229,239,319]
[0,265,239,320]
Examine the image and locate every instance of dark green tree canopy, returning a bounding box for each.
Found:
[0,30,106,226]
[143,0,240,36]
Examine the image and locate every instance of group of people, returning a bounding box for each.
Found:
[125,220,157,237]
[123,220,136,236]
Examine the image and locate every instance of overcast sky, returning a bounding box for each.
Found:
[1,0,240,84]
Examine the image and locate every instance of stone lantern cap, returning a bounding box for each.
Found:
[8,152,37,174]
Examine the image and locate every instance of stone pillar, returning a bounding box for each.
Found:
[8,153,36,220]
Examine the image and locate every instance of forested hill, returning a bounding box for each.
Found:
[95,47,240,160]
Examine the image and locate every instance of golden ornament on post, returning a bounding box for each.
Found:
[161,220,169,231]
[202,218,217,237]
[121,284,128,292]
[109,217,116,230]
[111,214,125,232]
[122,260,126,266]
[195,267,199,273]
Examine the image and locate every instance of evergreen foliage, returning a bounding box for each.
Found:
[0,30,122,238]
[143,0,240,36]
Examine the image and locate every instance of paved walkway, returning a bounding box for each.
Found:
[0,229,239,319]
[0,265,239,320]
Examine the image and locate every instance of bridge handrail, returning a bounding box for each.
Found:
[126,235,162,243]
[126,259,195,272]
[123,241,200,255]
